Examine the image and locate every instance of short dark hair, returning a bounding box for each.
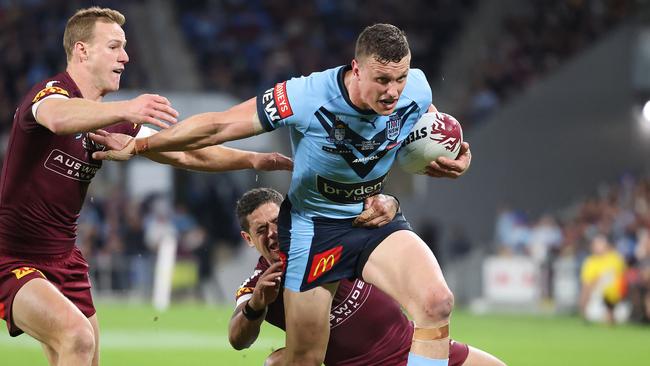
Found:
[355,23,410,64]
[235,188,283,232]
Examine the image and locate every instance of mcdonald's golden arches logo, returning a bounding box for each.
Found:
[307,245,343,283]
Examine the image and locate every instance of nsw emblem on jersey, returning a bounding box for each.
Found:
[385,114,401,141]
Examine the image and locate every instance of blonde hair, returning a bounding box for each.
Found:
[63,7,125,61]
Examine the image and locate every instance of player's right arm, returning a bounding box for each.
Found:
[34,94,178,135]
[229,261,283,350]
[93,97,263,161]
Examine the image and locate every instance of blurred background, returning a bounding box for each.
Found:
[1,0,649,364]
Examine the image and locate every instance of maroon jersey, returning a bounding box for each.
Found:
[0,72,140,256]
[236,256,411,365]
[236,257,470,365]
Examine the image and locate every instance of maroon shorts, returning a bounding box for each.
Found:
[0,247,95,336]
[449,339,470,366]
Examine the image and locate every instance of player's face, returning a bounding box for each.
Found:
[354,54,410,115]
[241,202,281,263]
[85,21,129,94]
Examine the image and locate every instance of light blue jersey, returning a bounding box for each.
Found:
[257,65,432,219]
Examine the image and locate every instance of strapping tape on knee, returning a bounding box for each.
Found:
[412,324,449,341]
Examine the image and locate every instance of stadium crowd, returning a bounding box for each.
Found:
[495,174,650,323]
[174,0,476,98]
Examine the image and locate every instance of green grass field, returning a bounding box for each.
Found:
[1,302,648,365]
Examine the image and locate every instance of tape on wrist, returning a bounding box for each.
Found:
[134,137,149,155]
[242,301,265,321]
[413,324,449,341]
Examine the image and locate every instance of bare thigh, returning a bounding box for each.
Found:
[13,278,91,350]
[362,230,450,318]
[283,282,338,364]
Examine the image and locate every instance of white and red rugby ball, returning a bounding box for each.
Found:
[397,112,463,175]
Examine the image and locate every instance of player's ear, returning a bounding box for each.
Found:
[351,59,360,79]
[240,231,253,247]
[74,41,89,62]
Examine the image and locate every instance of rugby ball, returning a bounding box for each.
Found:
[397,112,463,174]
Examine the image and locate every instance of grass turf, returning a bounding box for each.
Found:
[1,302,648,365]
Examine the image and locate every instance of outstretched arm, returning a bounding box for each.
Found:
[89,129,292,172]
[35,94,178,134]
[92,98,262,161]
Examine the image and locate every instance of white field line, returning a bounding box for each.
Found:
[0,330,282,350]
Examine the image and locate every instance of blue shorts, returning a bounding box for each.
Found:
[278,198,413,292]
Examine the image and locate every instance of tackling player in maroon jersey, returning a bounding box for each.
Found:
[230,188,506,366]
[0,7,291,366]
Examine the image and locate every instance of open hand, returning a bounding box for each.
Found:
[251,152,293,171]
[124,94,179,130]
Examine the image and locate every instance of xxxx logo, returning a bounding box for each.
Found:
[307,246,342,283]
[11,267,45,280]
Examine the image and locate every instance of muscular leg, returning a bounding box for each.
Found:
[89,314,100,366]
[363,230,453,365]
[265,347,286,366]
[41,342,58,365]
[463,346,507,366]
[283,282,338,366]
[13,278,95,366]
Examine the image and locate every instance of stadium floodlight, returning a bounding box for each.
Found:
[640,100,650,135]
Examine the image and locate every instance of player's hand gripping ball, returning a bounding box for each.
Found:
[397,112,463,175]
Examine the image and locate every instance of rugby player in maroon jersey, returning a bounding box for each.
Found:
[230,188,505,366]
[0,7,291,366]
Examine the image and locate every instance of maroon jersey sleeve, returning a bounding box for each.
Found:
[234,257,286,330]
[20,77,74,133]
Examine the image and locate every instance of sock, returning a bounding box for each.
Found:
[407,353,449,366]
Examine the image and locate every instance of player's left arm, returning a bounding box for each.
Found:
[424,104,472,179]
[146,145,293,172]
[353,194,400,227]
[89,129,293,172]
[229,262,283,350]
[92,97,263,161]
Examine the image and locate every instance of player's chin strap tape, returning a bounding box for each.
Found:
[134,137,150,155]
[412,324,449,341]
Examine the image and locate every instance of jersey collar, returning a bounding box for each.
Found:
[337,65,377,116]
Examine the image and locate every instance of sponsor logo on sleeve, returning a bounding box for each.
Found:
[261,81,293,123]
[44,149,101,182]
[11,267,45,280]
[307,245,343,283]
[32,85,70,104]
[317,174,387,204]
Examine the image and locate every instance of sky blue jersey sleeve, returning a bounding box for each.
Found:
[256,76,313,133]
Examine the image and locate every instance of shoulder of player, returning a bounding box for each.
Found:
[401,68,432,106]
[286,66,342,101]
[27,72,78,104]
